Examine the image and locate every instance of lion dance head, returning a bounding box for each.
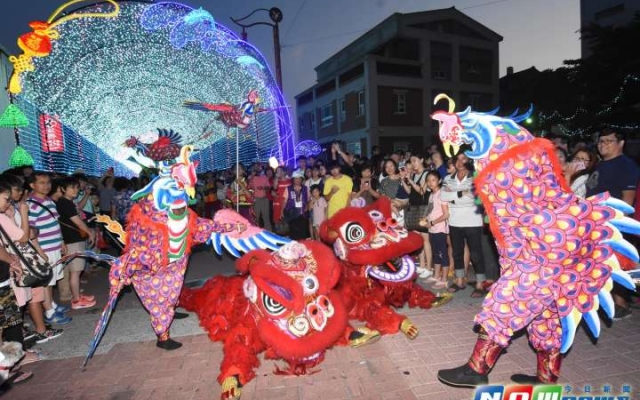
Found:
[319,197,423,283]
[237,240,348,370]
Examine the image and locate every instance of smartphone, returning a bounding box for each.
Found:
[573,161,586,171]
[363,181,369,187]
[399,166,406,172]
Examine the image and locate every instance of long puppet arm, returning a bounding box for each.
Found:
[207,209,291,257]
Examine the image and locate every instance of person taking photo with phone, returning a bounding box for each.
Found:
[351,163,380,206]
[564,149,598,198]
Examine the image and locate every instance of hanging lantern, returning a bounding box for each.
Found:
[0,104,29,128]
[8,0,121,94]
[18,21,57,57]
[8,146,34,168]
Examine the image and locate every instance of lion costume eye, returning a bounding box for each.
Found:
[340,222,365,244]
[262,293,286,315]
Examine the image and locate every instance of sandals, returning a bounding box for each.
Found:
[447,283,466,293]
[432,280,448,289]
[470,288,487,298]
[7,370,34,385]
[19,350,44,366]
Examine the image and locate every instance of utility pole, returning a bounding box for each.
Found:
[231,7,284,91]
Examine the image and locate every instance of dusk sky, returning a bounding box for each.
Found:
[1,0,581,107]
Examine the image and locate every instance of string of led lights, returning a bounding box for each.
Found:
[14,97,133,176]
[15,1,295,173]
[537,73,640,137]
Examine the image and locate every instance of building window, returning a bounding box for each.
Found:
[298,116,304,133]
[321,104,333,127]
[468,63,480,74]
[468,93,481,109]
[357,90,365,116]
[340,98,346,122]
[310,113,316,131]
[346,142,361,156]
[595,4,624,21]
[394,92,406,114]
[432,70,447,80]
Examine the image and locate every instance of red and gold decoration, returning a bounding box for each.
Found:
[8,0,120,94]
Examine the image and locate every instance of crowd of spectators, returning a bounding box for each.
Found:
[0,125,638,387]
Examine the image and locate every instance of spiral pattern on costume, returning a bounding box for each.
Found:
[288,314,310,337]
[472,126,622,351]
[262,293,285,315]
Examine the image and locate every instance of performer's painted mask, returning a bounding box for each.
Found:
[131,145,199,218]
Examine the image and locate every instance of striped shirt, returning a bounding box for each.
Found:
[27,194,63,252]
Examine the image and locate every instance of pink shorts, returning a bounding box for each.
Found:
[10,284,32,307]
[30,286,45,303]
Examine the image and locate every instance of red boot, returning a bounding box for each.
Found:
[438,330,504,388]
[511,349,562,384]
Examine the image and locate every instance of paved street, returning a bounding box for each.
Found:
[6,248,640,400]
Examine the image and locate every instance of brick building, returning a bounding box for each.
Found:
[295,7,502,157]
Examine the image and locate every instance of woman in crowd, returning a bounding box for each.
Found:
[379,159,409,216]
[98,175,116,217]
[351,163,380,206]
[272,166,291,232]
[441,154,487,297]
[565,149,598,198]
[305,166,324,194]
[402,153,432,278]
[316,162,328,183]
[0,181,37,385]
[227,164,254,224]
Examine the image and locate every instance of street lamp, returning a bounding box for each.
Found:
[231,7,283,91]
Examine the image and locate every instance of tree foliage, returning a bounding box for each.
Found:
[503,14,640,138]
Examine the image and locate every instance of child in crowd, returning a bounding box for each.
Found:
[1,175,63,348]
[55,177,96,310]
[420,171,450,289]
[307,185,327,240]
[26,172,71,324]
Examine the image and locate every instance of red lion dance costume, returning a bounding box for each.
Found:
[180,240,351,400]
[431,94,639,387]
[320,197,452,339]
[84,145,289,364]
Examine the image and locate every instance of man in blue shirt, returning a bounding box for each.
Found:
[586,127,639,319]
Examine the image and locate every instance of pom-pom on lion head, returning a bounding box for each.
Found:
[319,197,423,283]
